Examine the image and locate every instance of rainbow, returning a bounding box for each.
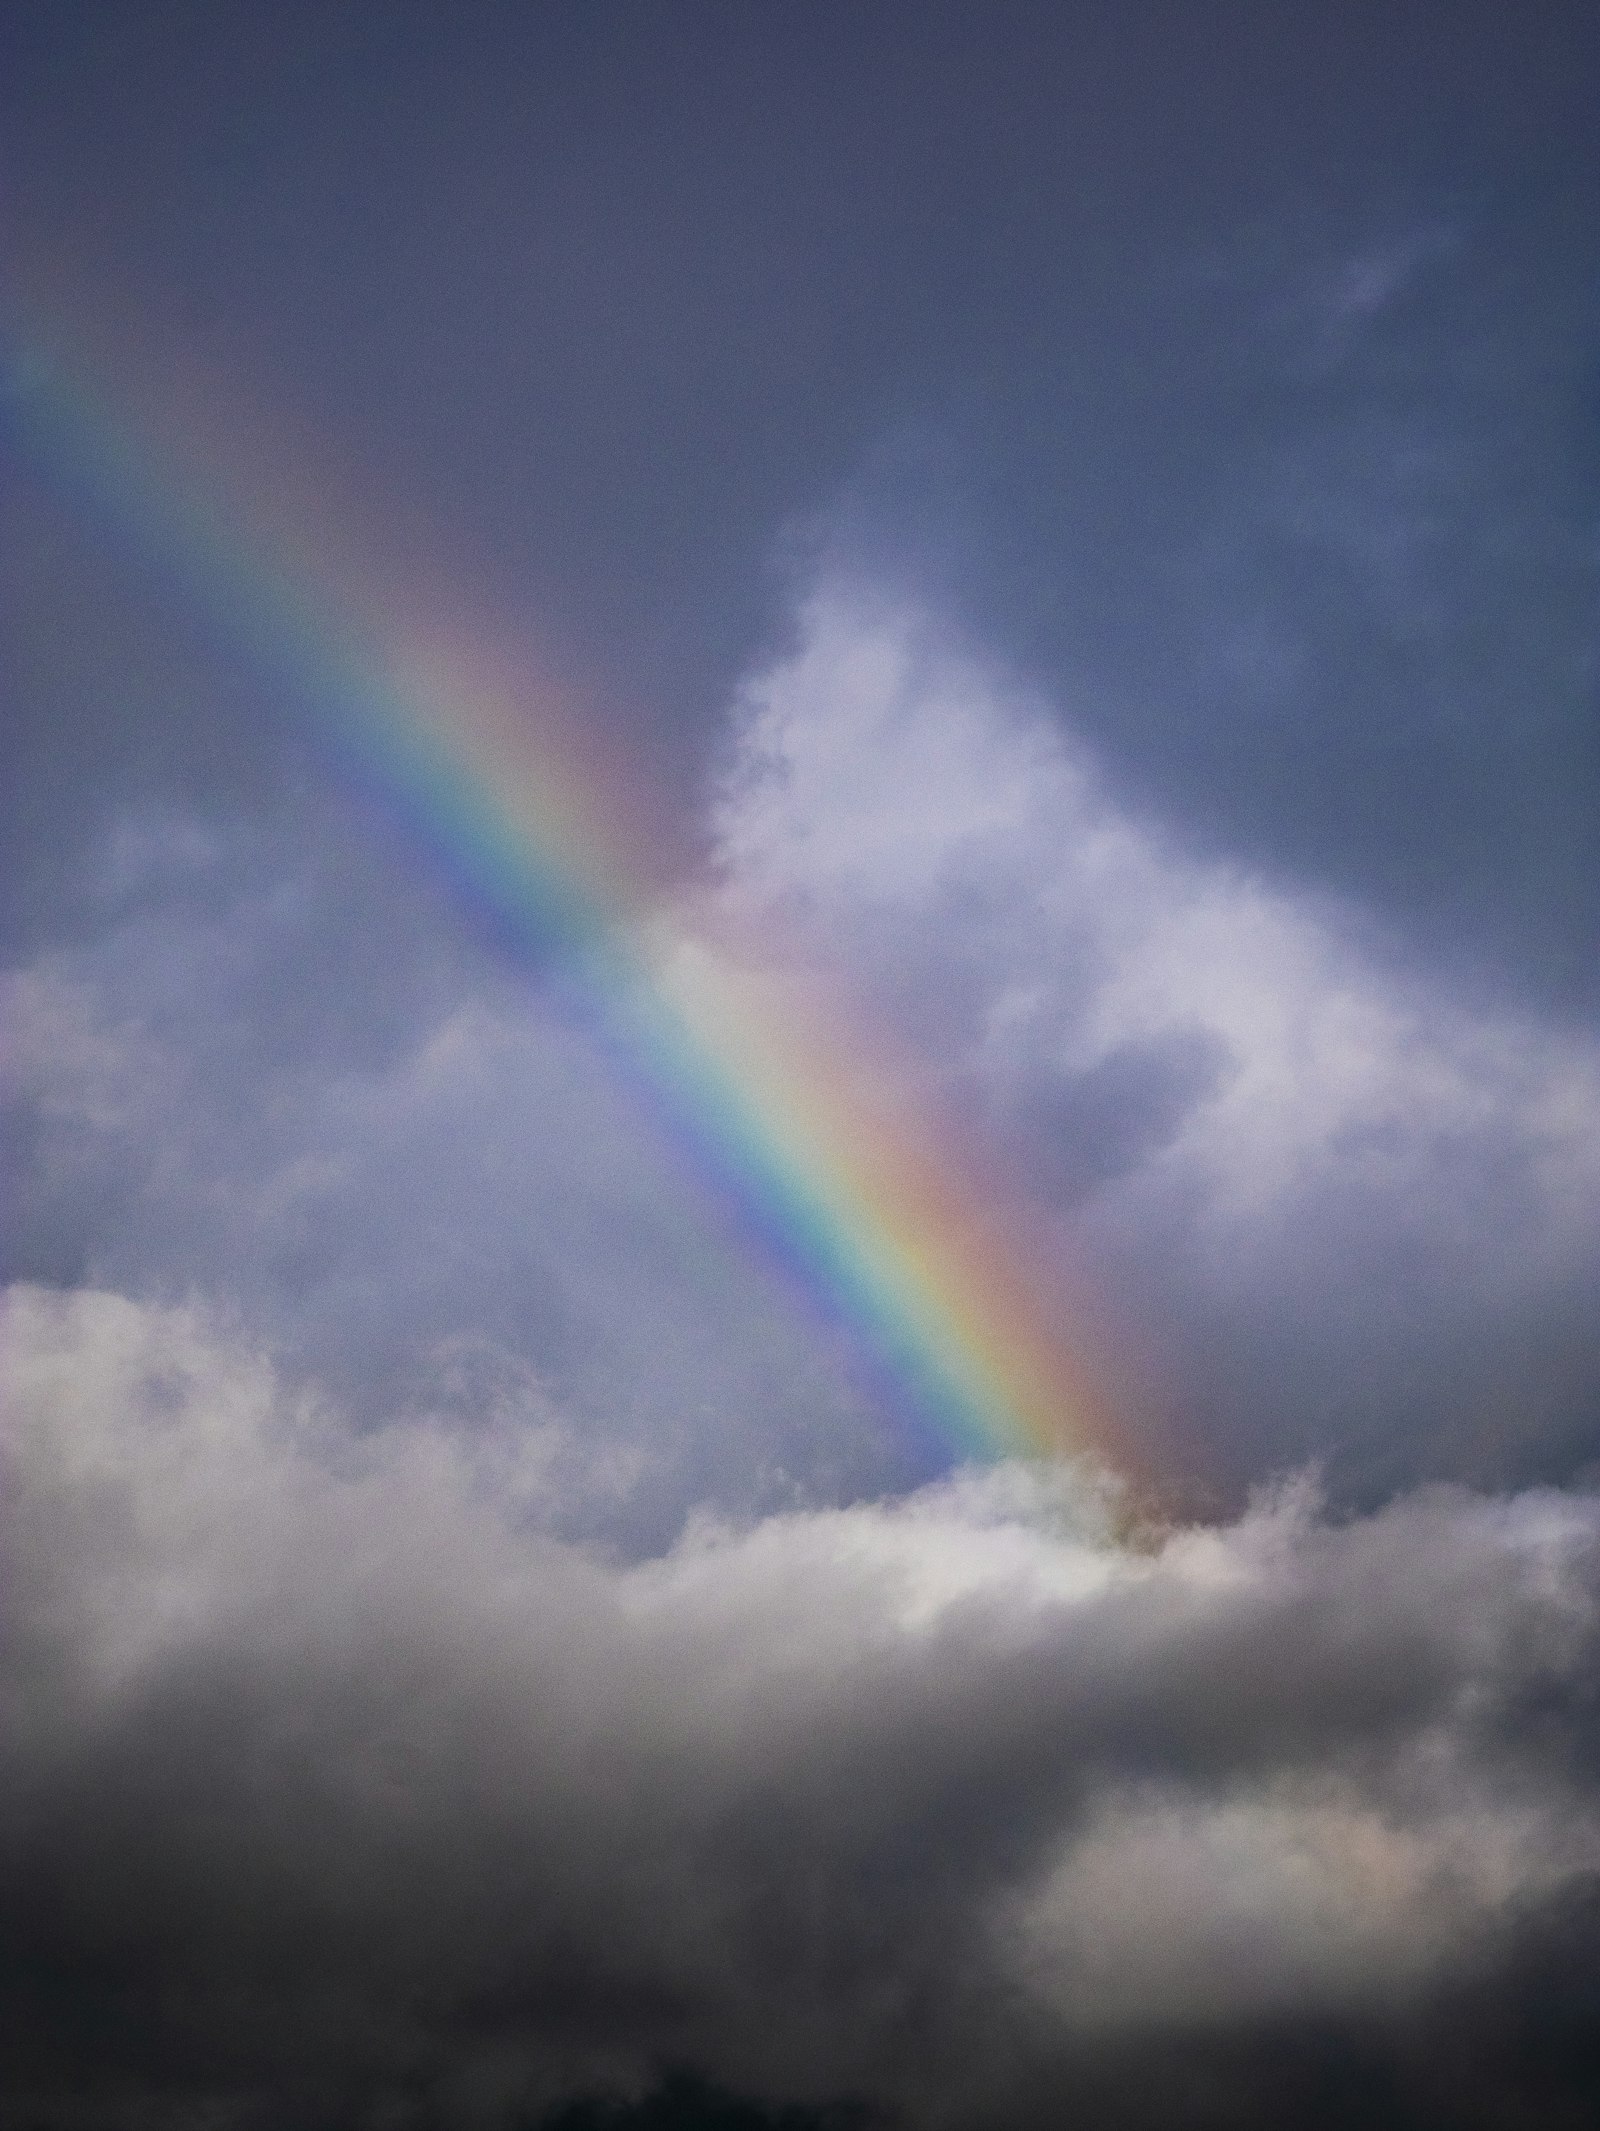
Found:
[4,300,1133,1482]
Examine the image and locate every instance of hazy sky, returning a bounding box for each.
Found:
[3,6,1599,2127]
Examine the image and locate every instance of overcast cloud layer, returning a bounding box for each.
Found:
[2,5,1597,2126]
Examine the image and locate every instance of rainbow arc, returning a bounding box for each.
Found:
[5,304,1134,1482]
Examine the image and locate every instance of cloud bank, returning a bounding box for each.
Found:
[6,568,1600,2125]
[7,1281,1600,2128]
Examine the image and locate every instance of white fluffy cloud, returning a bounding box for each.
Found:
[714,583,1600,1263]
[709,583,1600,1487]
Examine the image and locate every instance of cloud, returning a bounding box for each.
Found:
[1,884,910,1536]
[7,1282,1600,2126]
[713,583,1600,1247]
[11,570,1598,1510]
[711,583,1600,1486]
[8,568,1599,1512]
[1007,1776,1590,2029]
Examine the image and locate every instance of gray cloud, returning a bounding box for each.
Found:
[2,16,1595,2127]
[6,1282,1600,2127]
[1,893,908,1542]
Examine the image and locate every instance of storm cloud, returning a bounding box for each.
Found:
[3,7,1596,2125]
[6,1282,1600,2128]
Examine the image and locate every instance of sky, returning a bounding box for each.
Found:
[2,4,1598,2126]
